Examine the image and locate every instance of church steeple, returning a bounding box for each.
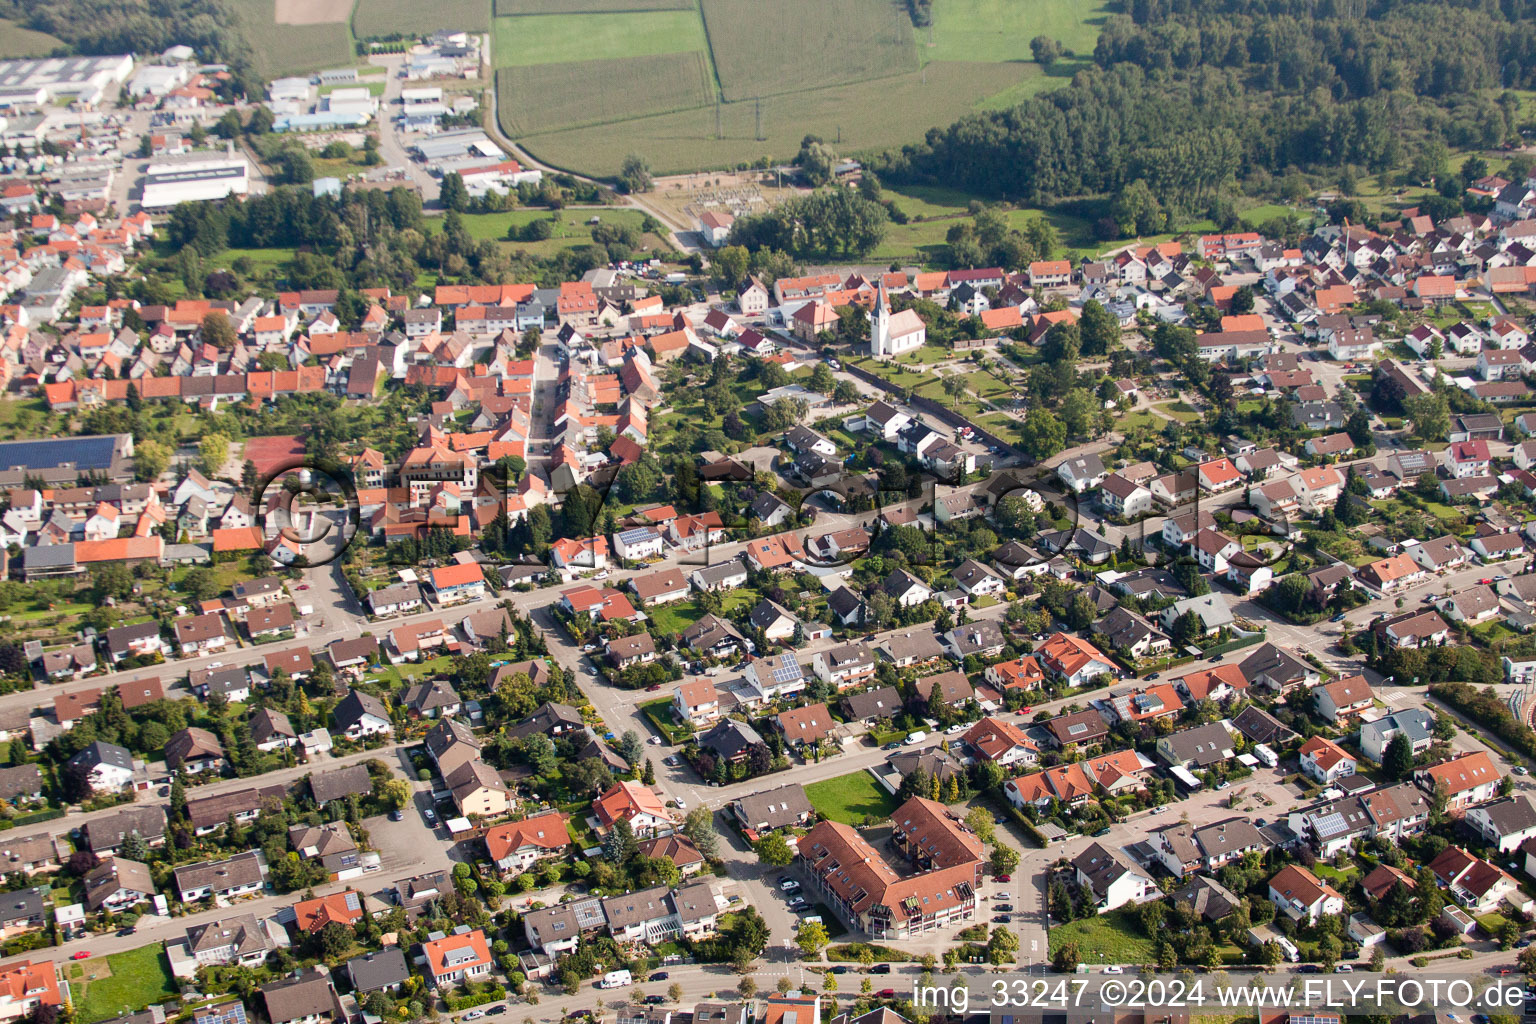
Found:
[871,283,891,356]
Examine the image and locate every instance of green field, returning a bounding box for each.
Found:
[517,59,1029,176]
[805,770,901,824]
[1047,907,1156,964]
[924,0,1115,61]
[497,0,690,12]
[0,18,64,57]
[700,0,917,102]
[486,0,1109,177]
[492,10,709,66]
[429,207,665,258]
[496,52,714,135]
[74,945,178,1024]
[354,0,490,37]
[228,0,354,78]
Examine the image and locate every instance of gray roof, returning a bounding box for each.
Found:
[187,914,270,957]
[262,970,338,1024]
[1360,708,1433,747]
[1159,722,1237,767]
[1474,795,1536,835]
[334,689,390,730]
[83,805,167,852]
[699,719,763,760]
[841,685,903,721]
[174,850,264,895]
[601,884,674,930]
[730,784,813,830]
[347,948,410,992]
[0,885,44,926]
[309,763,372,805]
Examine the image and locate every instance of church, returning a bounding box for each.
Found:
[868,286,926,359]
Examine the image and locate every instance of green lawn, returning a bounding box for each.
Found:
[430,207,664,260]
[924,0,1113,61]
[805,770,900,824]
[74,945,178,1024]
[492,10,708,66]
[1047,907,1155,964]
[645,588,759,634]
[640,697,687,743]
[1156,401,1202,424]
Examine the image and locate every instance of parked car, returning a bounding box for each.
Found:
[871,964,892,975]
[831,966,850,974]
[651,972,669,981]
[992,915,1011,923]
[70,952,90,961]
[423,808,437,824]
[463,1011,486,1020]
[389,809,405,822]
[993,904,1013,913]
[995,874,1010,882]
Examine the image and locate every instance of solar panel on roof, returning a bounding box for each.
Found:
[0,435,118,472]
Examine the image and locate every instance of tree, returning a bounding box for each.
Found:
[986,926,1019,965]
[1029,35,1061,67]
[603,818,638,863]
[119,830,149,861]
[754,833,795,866]
[796,919,830,958]
[1078,299,1118,356]
[198,433,230,477]
[619,154,653,194]
[1052,940,1080,973]
[668,983,684,1002]
[1019,407,1066,460]
[378,778,411,810]
[964,807,996,844]
[1402,392,1451,442]
[439,172,468,212]
[681,806,720,859]
[618,730,645,767]
[990,844,1020,875]
[738,978,758,999]
[1382,732,1415,780]
[201,311,237,350]
[134,439,171,482]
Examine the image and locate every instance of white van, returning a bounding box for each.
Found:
[904,731,927,746]
[599,970,632,989]
[1254,743,1277,768]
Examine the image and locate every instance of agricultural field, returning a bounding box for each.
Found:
[700,0,917,102]
[228,0,354,78]
[495,52,713,136]
[515,60,1029,177]
[354,0,490,37]
[496,0,689,12]
[0,18,64,57]
[491,0,1111,178]
[491,10,708,66]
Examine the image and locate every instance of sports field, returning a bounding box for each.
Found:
[354,0,490,37]
[492,0,1113,177]
[228,0,354,77]
[497,52,714,135]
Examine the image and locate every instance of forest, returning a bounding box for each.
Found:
[871,0,1536,229]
